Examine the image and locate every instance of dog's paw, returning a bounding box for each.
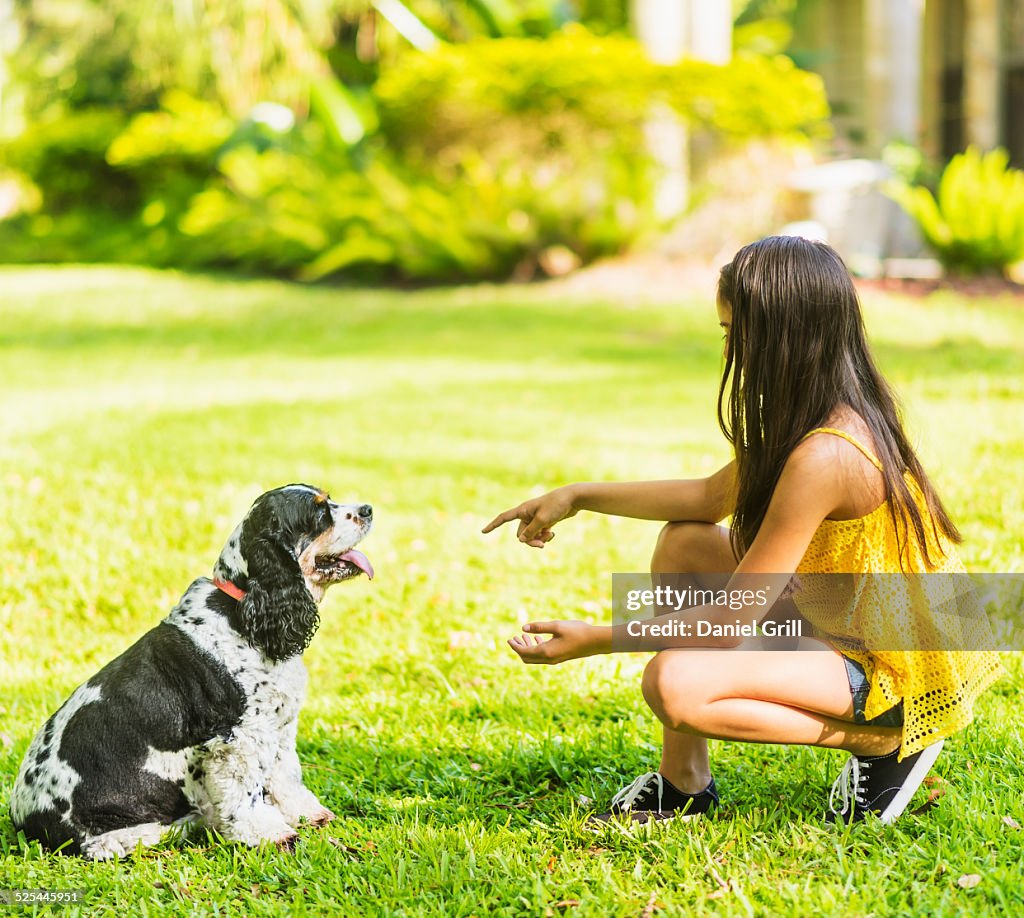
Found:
[226,804,301,849]
[274,788,335,828]
[275,831,299,852]
[82,822,168,860]
[307,807,335,828]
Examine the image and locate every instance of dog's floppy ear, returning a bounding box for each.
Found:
[239,531,320,663]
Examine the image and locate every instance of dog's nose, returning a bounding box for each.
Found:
[358,504,373,520]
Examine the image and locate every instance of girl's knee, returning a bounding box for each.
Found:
[642,652,707,731]
[652,521,730,573]
[655,521,704,557]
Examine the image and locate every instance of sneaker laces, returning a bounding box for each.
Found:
[828,756,870,818]
[611,772,663,813]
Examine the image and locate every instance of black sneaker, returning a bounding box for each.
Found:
[826,739,944,825]
[588,772,719,826]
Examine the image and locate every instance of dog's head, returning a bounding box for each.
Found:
[213,484,373,661]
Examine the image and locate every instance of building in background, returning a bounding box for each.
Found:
[791,0,1023,165]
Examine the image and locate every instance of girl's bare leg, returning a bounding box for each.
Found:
[650,522,737,793]
[647,523,899,790]
[642,641,901,757]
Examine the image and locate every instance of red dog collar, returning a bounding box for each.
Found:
[213,578,246,601]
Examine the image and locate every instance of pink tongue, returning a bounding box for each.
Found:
[339,549,374,580]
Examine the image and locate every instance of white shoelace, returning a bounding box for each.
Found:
[611,772,663,812]
[828,756,870,817]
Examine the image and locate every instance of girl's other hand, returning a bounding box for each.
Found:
[481,485,579,548]
[507,620,608,664]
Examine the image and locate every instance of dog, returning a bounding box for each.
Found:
[9,483,373,859]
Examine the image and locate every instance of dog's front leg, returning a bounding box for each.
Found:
[200,734,298,849]
[268,716,334,828]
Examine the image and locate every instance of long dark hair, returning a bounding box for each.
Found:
[716,235,960,568]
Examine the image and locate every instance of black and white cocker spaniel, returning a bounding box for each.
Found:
[9,484,373,859]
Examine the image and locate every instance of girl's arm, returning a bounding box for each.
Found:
[573,461,737,522]
[509,438,843,662]
[483,462,736,548]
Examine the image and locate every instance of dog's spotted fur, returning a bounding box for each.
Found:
[9,484,372,859]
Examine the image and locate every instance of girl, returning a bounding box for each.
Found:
[483,236,1002,825]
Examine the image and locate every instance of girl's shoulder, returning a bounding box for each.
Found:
[794,422,886,521]
[802,410,882,458]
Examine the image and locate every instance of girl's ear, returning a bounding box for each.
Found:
[239,536,320,662]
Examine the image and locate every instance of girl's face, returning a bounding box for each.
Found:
[716,297,732,358]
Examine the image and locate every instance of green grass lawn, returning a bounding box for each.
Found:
[1,266,1021,916]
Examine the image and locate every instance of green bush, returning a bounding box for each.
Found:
[886,146,1024,278]
[0,109,151,265]
[184,31,827,280]
[2,110,132,213]
[0,94,233,267]
[366,30,827,278]
[0,28,829,281]
[376,31,828,154]
[177,141,534,281]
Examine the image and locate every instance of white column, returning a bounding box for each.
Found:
[631,0,686,65]
[688,0,732,65]
[631,0,688,219]
[631,0,731,218]
[963,0,1001,150]
[863,0,924,152]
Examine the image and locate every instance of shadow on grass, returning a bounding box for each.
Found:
[0,722,830,867]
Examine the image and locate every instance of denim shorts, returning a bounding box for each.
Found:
[843,655,904,726]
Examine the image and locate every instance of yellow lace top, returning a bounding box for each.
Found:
[793,428,1003,759]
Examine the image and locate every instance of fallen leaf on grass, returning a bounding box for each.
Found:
[545,855,558,873]
[447,630,477,651]
[553,901,581,909]
[1002,816,1021,830]
[919,778,947,807]
[327,837,377,858]
[639,891,664,918]
[957,874,982,889]
[705,864,729,891]
[910,787,945,816]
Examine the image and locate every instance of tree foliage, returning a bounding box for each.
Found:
[0,5,829,280]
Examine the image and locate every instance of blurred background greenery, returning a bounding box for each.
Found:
[0,0,829,281]
[2,0,1022,282]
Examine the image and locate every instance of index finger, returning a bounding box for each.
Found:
[481,507,524,534]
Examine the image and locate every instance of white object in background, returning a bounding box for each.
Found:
[778,221,829,243]
[249,103,295,133]
[632,0,732,220]
[372,0,439,52]
[786,159,908,275]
